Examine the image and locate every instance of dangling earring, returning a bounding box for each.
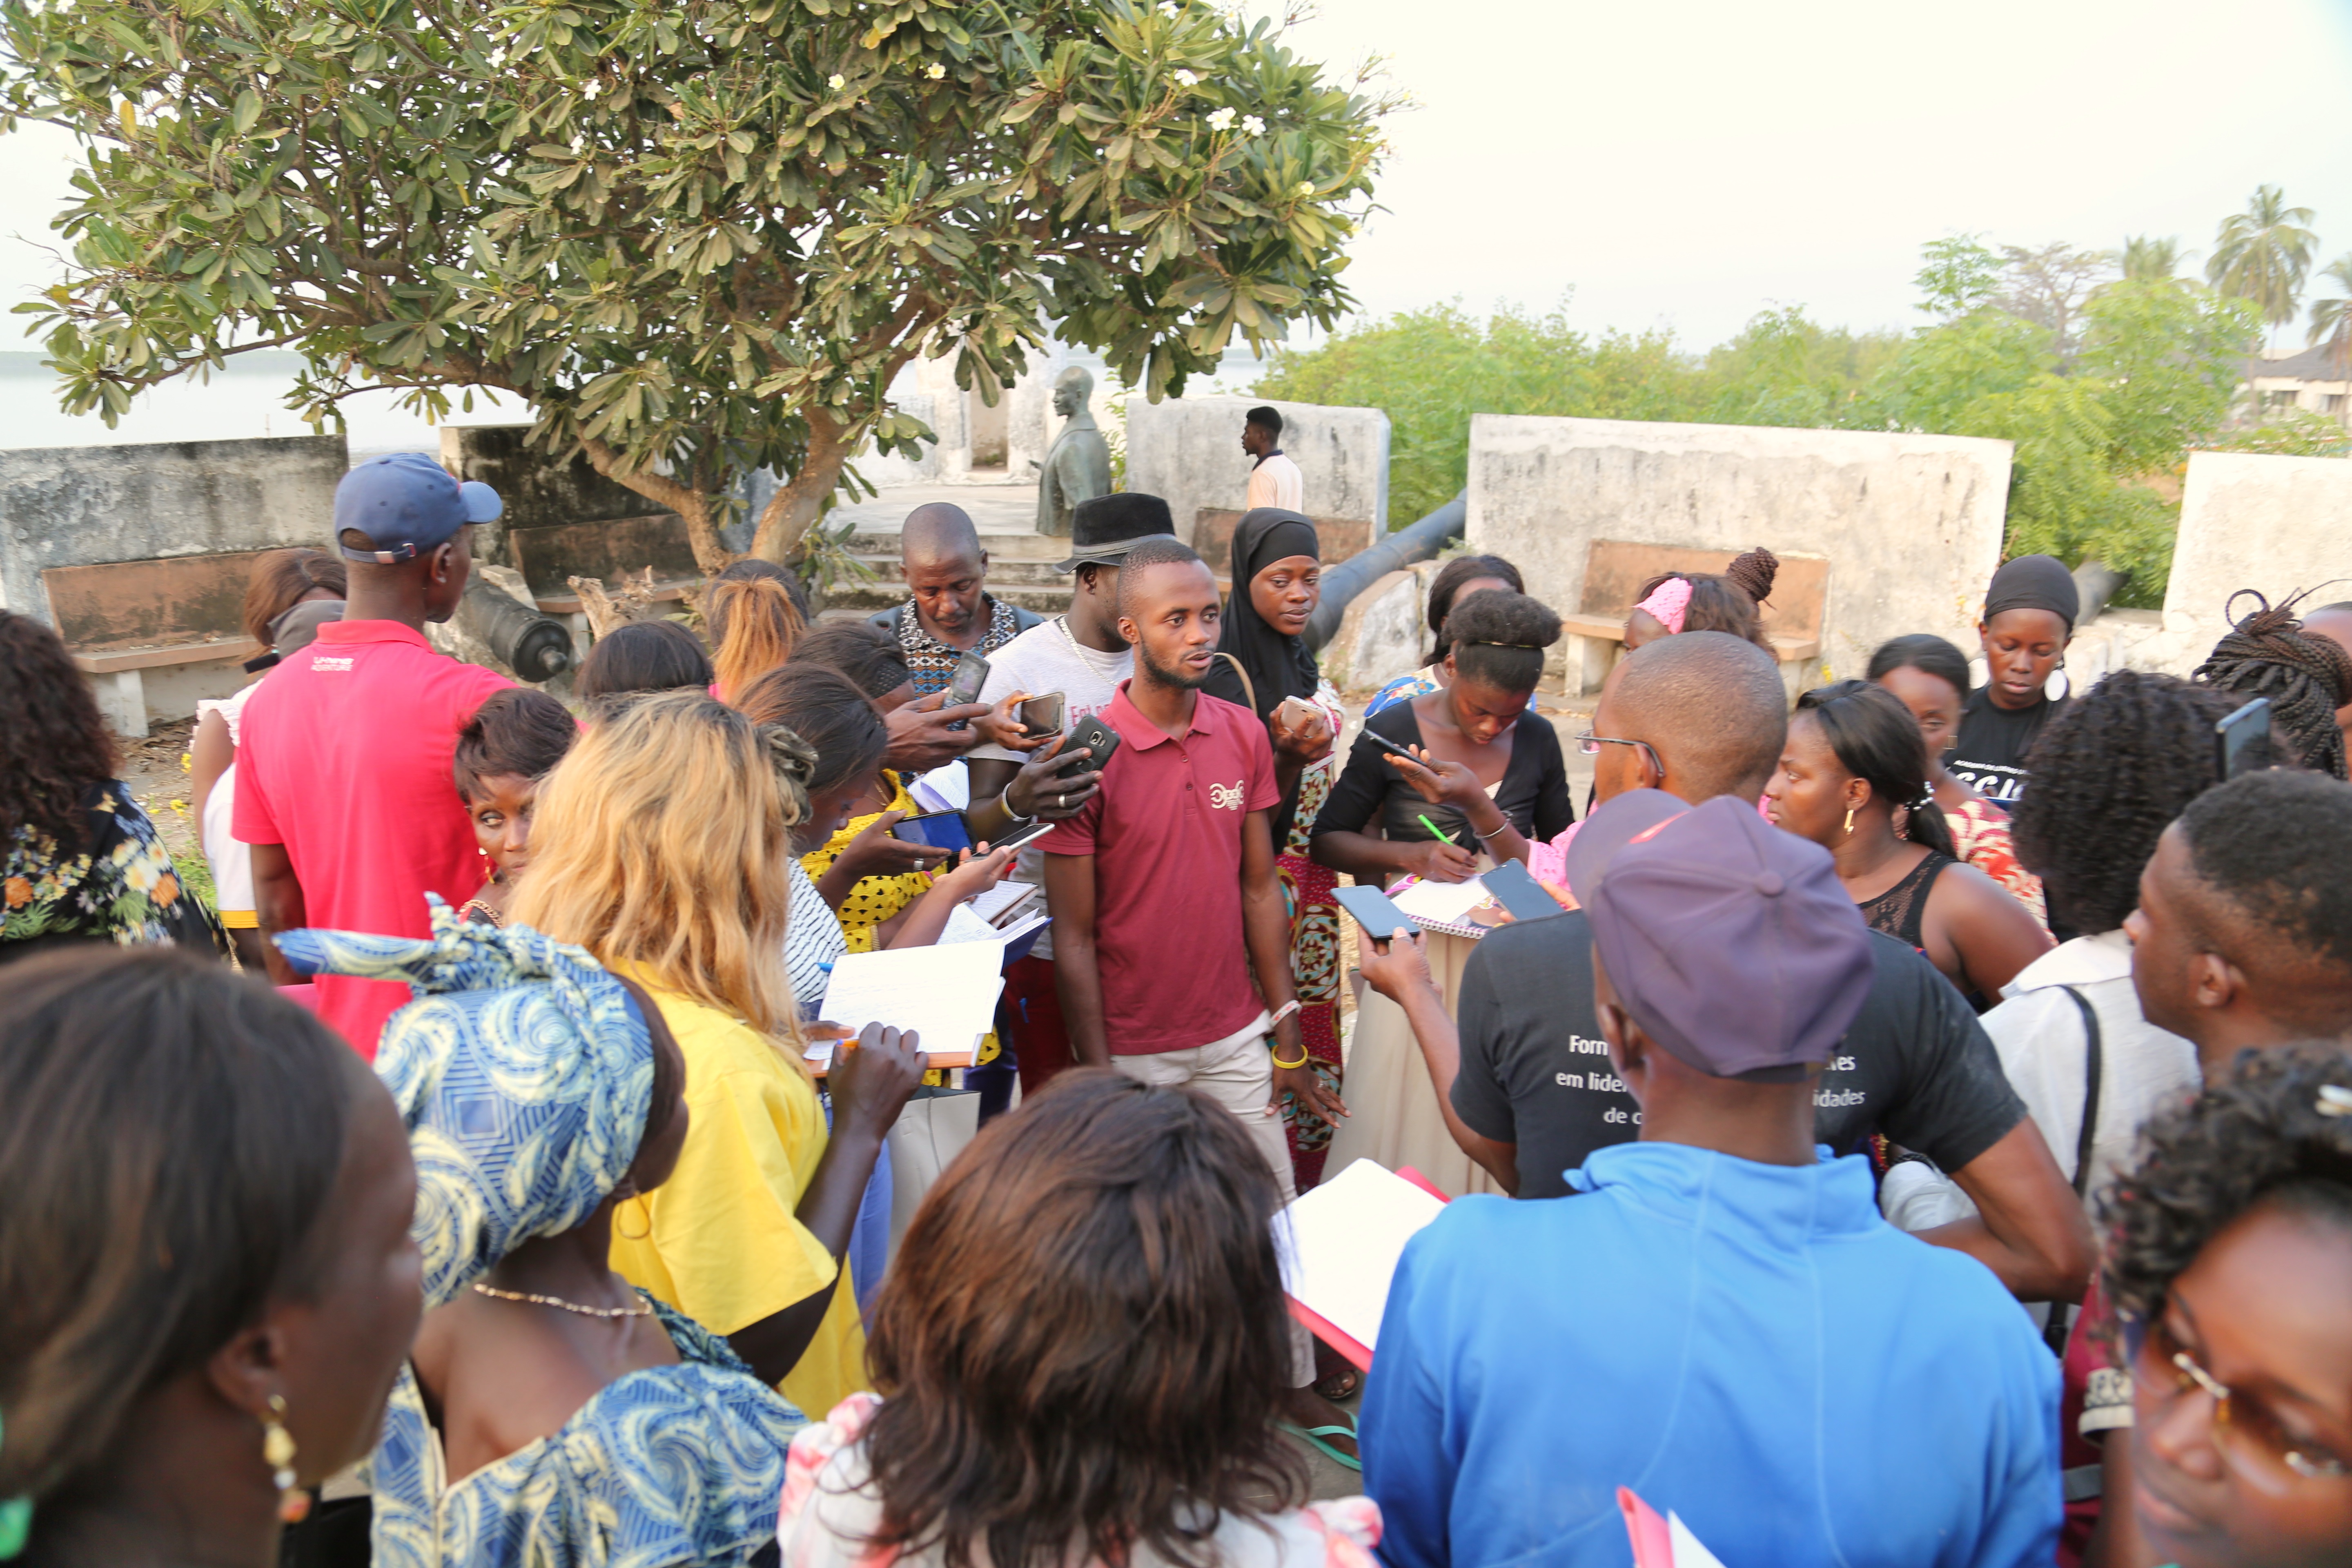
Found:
[615,1191,652,1242]
[1842,806,1856,837]
[263,1394,310,1524]
[478,846,498,884]
[2044,659,2069,704]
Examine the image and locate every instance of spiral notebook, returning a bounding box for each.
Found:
[1385,874,1507,940]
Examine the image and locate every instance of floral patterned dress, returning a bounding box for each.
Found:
[1280,679,1351,1189]
[1948,795,2049,929]
[2,780,221,958]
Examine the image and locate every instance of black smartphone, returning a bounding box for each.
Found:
[1018,692,1066,736]
[2216,697,2273,781]
[1065,713,1123,774]
[947,652,991,707]
[1335,884,1417,941]
[1363,730,1425,768]
[1481,858,1564,922]
[889,809,975,853]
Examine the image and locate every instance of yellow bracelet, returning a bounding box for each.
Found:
[1270,1044,1311,1070]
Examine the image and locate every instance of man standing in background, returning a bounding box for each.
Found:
[865,501,1040,695]
[238,453,510,1056]
[1242,405,1304,511]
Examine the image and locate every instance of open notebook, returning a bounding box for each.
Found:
[804,942,1004,1073]
[1273,1159,1450,1371]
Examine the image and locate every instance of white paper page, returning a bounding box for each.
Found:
[936,904,1002,946]
[1272,1158,1447,1354]
[966,881,1036,924]
[815,944,1004,1055]
[911,761,972,813]
[1390,875,1492,924]
[1667,1515,1727,1568]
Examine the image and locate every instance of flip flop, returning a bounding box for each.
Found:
[1279,1419,1363,1473]
[1312,1365,1362,1402]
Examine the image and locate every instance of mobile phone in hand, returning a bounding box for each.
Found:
[1065,713,1123,774]
[2215,696,2274,781]
[947,652,991,707]
[1019,692,1066,736]
[1481,857,1565,922]
[889,810,976,853]
[1334,883,1416,941]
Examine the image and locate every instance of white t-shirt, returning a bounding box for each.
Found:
[968,617,1131,962]
[1245,451,1305,512]
[196,683,262,913]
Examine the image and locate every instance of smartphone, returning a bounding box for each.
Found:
[1275,694,1321,728]
[1335,884,1417,941]
[2215,697,2274,781]
[991,818,1058,855]
[889,809,975,853]
[1018,692,1066,736]
[947,652,991,707]
[1065,713,1123,774]
[1481,858,1565,922]
[1363,729,1423,766]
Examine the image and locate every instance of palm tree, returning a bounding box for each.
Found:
[2207,185,2319,345]
[2310,255,2352,410]
[2121,235,2186,282]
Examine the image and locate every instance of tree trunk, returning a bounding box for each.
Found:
[581,438,733,573]
[748,409,852,562]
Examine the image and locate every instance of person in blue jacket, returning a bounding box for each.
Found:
[1358,789,2061,1568]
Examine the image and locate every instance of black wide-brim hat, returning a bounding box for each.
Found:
[1057,492,1177,572]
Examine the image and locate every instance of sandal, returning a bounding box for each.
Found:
[1312,1364,1362,1402]
[1278,1419,1363,1473]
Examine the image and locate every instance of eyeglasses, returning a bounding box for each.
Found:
[1575,731,1663,778]
[2125,1312,2351,1489]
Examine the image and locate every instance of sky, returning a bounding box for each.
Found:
[2,0,2349,380]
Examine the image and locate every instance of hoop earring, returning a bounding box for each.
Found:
[263,1394,310,1524]
[615,1193,652,1242]
[1842,807,1856,837]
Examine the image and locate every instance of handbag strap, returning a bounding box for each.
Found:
[1215,651,1257,716]
[2043,984,2105,1356]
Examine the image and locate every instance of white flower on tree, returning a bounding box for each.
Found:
[926,62,946,78]
[1240,113,1265,135]
[828,72,846,89]
[1205,105,1235,130]
[1174,68,1198,85]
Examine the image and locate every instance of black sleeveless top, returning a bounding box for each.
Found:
[1858,851,1956,953]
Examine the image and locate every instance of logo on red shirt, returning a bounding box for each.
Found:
[310,655,355,672]
[1207,779,1245,811]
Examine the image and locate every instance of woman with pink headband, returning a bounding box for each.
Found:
[1622,547,1780,651]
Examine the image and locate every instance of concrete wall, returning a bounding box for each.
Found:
[1125,396,1390,554]
[1465,416,2012,681]
[0,433,346,619]
[2159,451,2352,661]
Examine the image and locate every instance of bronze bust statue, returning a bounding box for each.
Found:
[1036,365,1112,538]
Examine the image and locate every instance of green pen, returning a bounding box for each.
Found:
[1416,813,1458,846]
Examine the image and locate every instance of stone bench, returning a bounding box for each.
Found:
[1558,539,1826,697]
[44,551,276,737]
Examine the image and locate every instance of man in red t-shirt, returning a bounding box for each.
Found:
[236,453,511,1056]
[1041,535,1355,1455]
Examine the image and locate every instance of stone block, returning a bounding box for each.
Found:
[0,433,347,621]
[1319,566,1428,693]
[1124,396,1390,556]
[2164,452,2352,664]
[1466,415,2012,682]
[441,425,675,568]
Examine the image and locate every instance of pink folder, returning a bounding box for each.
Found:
[1284,1165,1452,1372]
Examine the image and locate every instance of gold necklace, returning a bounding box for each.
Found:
[470,1281,653,1319]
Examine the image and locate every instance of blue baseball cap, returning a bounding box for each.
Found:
[1566,791,1875,1081]
[334,452,503,563]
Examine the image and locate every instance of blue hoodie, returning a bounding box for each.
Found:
[1360,1142,2060,1568]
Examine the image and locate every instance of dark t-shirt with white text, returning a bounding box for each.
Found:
[1946,685,2068,810]
[1452,911,2027,1200]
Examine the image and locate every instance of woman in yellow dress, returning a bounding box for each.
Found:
[512,689,924,1419]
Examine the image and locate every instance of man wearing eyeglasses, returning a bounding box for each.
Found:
[1358,631,2092,1307]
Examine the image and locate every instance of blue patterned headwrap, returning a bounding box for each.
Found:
[276,897,654,1310]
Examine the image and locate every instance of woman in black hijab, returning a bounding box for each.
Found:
[1947,554,2078,811]
[1201,509,1355,1211]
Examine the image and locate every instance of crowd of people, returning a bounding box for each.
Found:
[2,436,2351,1568]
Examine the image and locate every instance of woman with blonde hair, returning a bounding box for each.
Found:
[512,689,920,1418]
[707,562,809,704]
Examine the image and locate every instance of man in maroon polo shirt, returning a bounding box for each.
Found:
[237,453,511,1056]
[1041,534,1357,1459]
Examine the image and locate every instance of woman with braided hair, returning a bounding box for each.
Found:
[1765,679,2052,1003]
[2194,589,2352,779]
[1622,546,1780,651]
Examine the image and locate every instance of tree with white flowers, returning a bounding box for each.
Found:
[2,0,1392,567]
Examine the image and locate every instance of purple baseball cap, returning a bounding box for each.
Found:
[1566,790,1875,1081]
[334,452,503,563]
